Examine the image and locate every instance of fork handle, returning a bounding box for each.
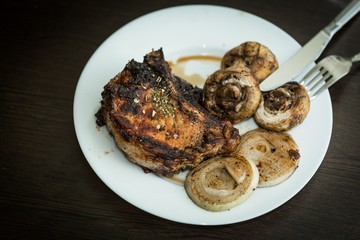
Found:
[324,0,360,37]
[351,52,360,62]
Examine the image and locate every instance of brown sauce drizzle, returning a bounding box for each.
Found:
[173,55,222,63]
[169,55,222,86]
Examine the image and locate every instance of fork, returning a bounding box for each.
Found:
[299,52,360,99]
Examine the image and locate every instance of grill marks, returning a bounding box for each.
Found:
[96,49,240,176]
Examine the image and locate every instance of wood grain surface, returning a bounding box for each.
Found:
[1,0,359,239]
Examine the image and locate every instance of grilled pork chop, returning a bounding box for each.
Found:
[96,49,240,176]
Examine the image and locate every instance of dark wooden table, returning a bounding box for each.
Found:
[1,0,359,239]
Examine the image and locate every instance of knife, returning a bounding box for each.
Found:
[260,0,360,92]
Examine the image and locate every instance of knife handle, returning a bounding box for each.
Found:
[324,0,360,37]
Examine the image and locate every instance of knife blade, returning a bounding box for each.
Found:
[260,0,360,92]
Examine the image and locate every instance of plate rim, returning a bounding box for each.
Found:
[73,4,333,225]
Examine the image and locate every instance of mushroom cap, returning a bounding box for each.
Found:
[254,82,310,131]
[221,41,278,83]
[202,63,261,123]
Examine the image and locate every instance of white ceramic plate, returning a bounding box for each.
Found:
[73,5,332,225]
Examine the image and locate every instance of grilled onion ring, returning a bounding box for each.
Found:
[184,155,259,212]
[221,41,278,83]
[235,128,300,187]
[254,82,310,131]
[202,63,261,123]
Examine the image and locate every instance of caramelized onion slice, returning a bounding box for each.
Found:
[221,41,278,83]
[184,155,259,212]
[202,64,261,123]
[235,128,300,187]
[255,82,310,132]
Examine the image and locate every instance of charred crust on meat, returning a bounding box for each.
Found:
[95,48,241,176]
[95,104,106,126]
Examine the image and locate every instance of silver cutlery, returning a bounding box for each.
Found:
[300,52,360,99]
[260,0,360,92]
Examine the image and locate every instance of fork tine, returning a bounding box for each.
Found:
[310,69,349,99]
[310,75,337,99]
[302,66,328,92]
[307,70,330,92]
[299,64,322,85]
[308,74,332,99]
[298,53,359,100]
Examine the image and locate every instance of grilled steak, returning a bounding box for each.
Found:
[96,49,240,176]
